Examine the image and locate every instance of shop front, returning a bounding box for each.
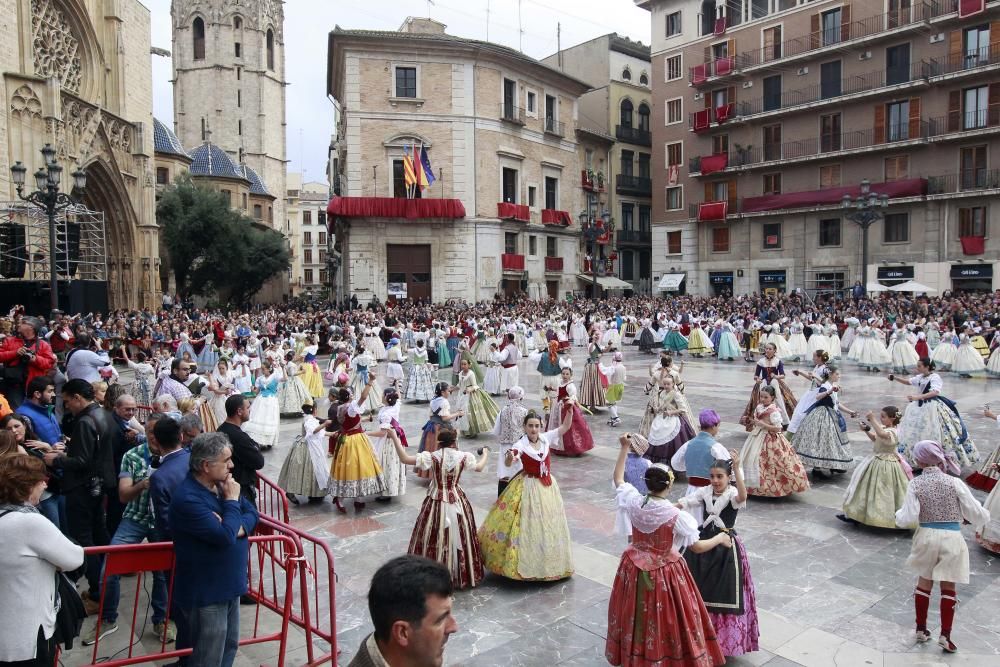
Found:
[950,264,993,293]
[709,271,734,296]
[758,270,787,296]
[875,266,913,287]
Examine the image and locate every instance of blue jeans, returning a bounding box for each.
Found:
[100,518,168,624]
[37,494,66,533]
[187,599,239,667]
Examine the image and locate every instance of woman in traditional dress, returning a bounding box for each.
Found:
[278,403,330,504]
[349,347,383,415]
[417,382,464,479]
[482,343,503,395]
[404,339,436,402]
[637,319,656,354]
[662,321,688,356]
[709,320,724,352]
[478,411,575,581]
[841,317,860,353]
[825,321,843,360]
[606,442,728,667]
[600,351,627,427]
[839,406,911,527]
[786,318,808,361]
[638,374,696,466]
[453,357,500,438]
[384,337,405,390]
[121,347,155,408]
[740,343,798,426]
[854,321,892,372]
[895,440,989,653]
[391,429,490,589]
[679,452,759,658]
[207,358,238,425]
[328,380,387,513]
[243,358,284,451]
[547,367,595,457]
[761,323,793,360]
[791,365,858,476]
[278,351,313,418]
[893,358,979,468]
[300,336,325,399]
[490,386,529,497]
[805,321,830,362]
[363,327,387,361]
[532,340,567,419]
[786,350,830,435]
[175,331,197,361]
[579,336,607,410]
[687,321,714,357]
[930,328,958,371]
[196,330,219,374]
[716,321,742,361]
[951,331,986,377]
[435,329,452,369]
[740,386,809,497]
[970,325,990,359]
[366,388,408,502]
[890,325,920,373]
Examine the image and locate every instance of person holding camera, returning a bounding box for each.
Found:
[0,315,56,408]
[64,333,112,384]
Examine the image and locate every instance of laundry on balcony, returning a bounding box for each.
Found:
[541,209,573,226]
[327,196,467,219]
[715,103,734,124]
[714,17,727,36]
[700,153,729,175]
[959,0,985,18]
[691,63,708,85]
[741,178,927,213]
[961,236,986,255]
[693,109,711,133]
[698,201,728,221]
[497,202,530,222]
[714,56,733,77]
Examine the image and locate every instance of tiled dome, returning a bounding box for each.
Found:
[237,163,271,196]
[188,142,246,181]
[152,118,189,159]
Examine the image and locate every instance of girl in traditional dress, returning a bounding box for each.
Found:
[300,336,325,399]
[786,318,808,361]
[930,328,958,371]
[243,359,284,451]
[482,343,502,395]
[662,321,688,356]
[435,329,452,368]
[740,343,798,426]
[384,338,405,389]
[366,388,408,502]
[453,358,499,438]
[970,325,990,359]
[825,322,843,359]
[740,386,809,497]
[579,336,607,410]
[363,328,387,361]
[639,374,695,466]
[839,407,911,527]
[600,351,627,427]
[349,347,383,415]
[404,339,436,402]
[841,317,860,353]
[391,430,490,589]
[951,331,986,377]
[854,321,892,372]
[895,440,989,653]
[786,350,830,435]
[791,366,858,476]
[679,452,759,658]
[890,325,920,373]
[207,358,238,425]
[122,348,155,409]
[328,380,387,513]
[761,323,792,359]
[417,383,464,479]
[175,331,196,361]
[687,321,714,357]
[637,319,656,353]
[278,351,313,418]
[716,321,742,361]
[278,403,330,504]
[926,321,942,350]
[546,367,595,457]
[491,386,529,497]
[478,411,575,581]
[893,358,979,467]
[915,331,930,361]
[196,331,219,373]
[606,443,728,667]
[532,340,567,420]
[805,321,830,362]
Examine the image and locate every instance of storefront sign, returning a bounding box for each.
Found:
[876,266,914,280]
[759,270,786,284]
[710,272,734,284]
[950,264,993,279]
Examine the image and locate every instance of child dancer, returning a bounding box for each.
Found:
[600,351,627,427]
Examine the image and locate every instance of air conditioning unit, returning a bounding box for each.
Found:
[797,66,809,75]
[859,51,872,61]
[929,33,944,44]
[742,80,753,89]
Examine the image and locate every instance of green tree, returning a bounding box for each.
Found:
[157,174,290,304]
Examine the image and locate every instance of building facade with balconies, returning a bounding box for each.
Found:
[640,0,1000,296]
[326,17,593,303]
[543,34,655,293]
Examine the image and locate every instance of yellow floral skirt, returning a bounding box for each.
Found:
[329,432,386,498]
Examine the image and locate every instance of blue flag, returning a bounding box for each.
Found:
[419,145,436,187]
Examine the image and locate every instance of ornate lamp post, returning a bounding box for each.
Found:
[841,178,888,293]
[9,144,87,314]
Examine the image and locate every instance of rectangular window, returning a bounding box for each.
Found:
[252,204,262,219]
[712,181,728,202]
[666,55,682,81]
[546,236,557,257]
[235,42,241,58]
[639,205,651,231]
[221,189,232,206]
[712,226,730,252]
[959,207,987,236]
[821,8,842,46]
[319,270,328,284]
[392,159,421,199]
[526,91,536,113]
[621,252,635,281]
[503,78,516,115]
[504,232,518,255]
[762,222,782,249]
[237,90,242,107]
[763,124,781,161]
[156,167,169,185]
[544,176,558,210]
[820,164,842,187]
[318,211,326,227]
[964,86,988,130]
[502,167,518,203]
[819,218,841,247]
[712,42,729,61]
[304,269,313,284]
[545,94,557,121]
[665,186,683,210]
[666,142,683,167]
[960,145,988,189]
[621,203,635,231]
[666,98,683,124]
[763,75,782,112]
[712,87,729,108]
[884,155,909,181]
[763,26,782,61]
[887,100,910,141]
[528,235,537,256]
[763,172,782,195]
[303,210,312,224]
[820,113,842,152]
[304,248,313,263]
[319,232,327,246]
[638,153,651,178]
[527,186,537,207]
[713,134,730,155]
[820,60,842,99]
[303,231,311,245]
[886,43,911,85]
[621,149,634,176]
[964,25,990,67]
[666,11,682,37]
[394,66,417,98]
[667,230,682,255]
[884,212,909,243]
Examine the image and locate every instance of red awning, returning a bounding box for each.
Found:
[326,196,466,219]
[541,209,573,226]
[497,202,530,222]
[961,236,985,255]
[741,178,927,214]
[698,202,728,221]
[700,153,729,175]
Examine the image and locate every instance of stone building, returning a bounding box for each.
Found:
[543,33,655,294]
[640,0,1000,296]
[0,0,160,310]
[286,174,332,298]
[326,17,598,304]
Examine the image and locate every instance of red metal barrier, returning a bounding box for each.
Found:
[256,472,291,524]
[79,535,296,667]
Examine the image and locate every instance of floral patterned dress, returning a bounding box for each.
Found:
[741,403,809,497]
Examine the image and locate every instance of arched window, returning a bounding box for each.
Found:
[233,16,242,30]
[266,29,275,70]
[620,99,633,128]
[193,17,205,60]
[637,103,650,132]
[622,67,631,81]
[639,72,649,85]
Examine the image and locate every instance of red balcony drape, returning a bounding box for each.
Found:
[741,178,927,213]
[959,0,984,17]
[541,209,573,226]
[544,256,564,272]
[698,202,728,221]
[501,254,525,271]
[691,64,708,85]
[700,154,729,174]
[326,197,466,219]
[714,56,733,77]
[497,202,530,222]
[714,17,727,36]
[715,103,734,123]
[693,109,711,133]
[961,236,985,255]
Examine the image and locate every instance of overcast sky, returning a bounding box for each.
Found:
[147,0,651,185]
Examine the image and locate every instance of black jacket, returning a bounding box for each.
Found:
[216,422,265,500]
[55,402,116,494]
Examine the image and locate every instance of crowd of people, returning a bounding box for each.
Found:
[0,287,999,667]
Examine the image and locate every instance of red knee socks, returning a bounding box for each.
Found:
[914,586,932,631]
[940,592,957,638]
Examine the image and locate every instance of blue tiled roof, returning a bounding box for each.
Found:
[238,163,271,196]
[188,143,246,180]
[153,118,190,159]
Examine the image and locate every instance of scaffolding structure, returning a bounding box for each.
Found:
[0,201,106,282]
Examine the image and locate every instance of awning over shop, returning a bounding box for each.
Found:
[657,273,686,291]
[577,274,634,290]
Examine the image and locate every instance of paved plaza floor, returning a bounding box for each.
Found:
[67,345,999,666]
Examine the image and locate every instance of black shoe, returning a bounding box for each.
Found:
[240,594,255,605]
[288,495,300,505]
[835,513,859,525]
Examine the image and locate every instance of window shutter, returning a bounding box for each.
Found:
[874,104,886,144]
[949,30,962,68]
[726,86,736,105]
[989,84,1000,127]
[727,38,737,63]
[991,21,1000,60]
[763,28,776,61]
[948,90,961,132]
[908,97,921,138]
[840,5,851,41]
[810,14,820,49]
[705,92,712,109]
[705,182,714,202]
[704,46,712,65]
[727,180,738,208]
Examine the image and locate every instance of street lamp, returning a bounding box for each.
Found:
[10,144,87,314]
[841,178,888,294]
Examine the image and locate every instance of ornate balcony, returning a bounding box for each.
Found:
[500,103,526,126]
[615,125,652,146]
[615,174,652,196]
[544,256,564,273]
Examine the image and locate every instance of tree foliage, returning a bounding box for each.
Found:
[157,174,290,304]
